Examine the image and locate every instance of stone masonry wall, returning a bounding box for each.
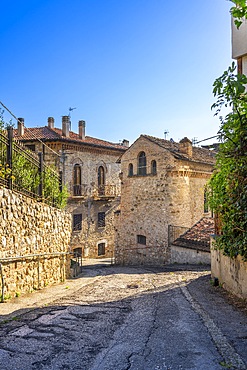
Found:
[63,148,122,258]
[0,187,72,299]
[115,136,213,265]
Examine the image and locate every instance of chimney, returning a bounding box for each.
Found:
[17,118,25,136]
[48,117,54,129]
[78,120,86,140]
[122,139,129,148]
[62,116,70,137]
[179,137,192,157]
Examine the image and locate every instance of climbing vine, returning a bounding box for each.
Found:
[208,63,247,259]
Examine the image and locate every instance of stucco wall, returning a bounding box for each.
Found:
[0,187,72,299]
[170,245,210,265]
[211,246,247,299]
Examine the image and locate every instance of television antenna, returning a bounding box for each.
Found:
[164,130,169,140]
[68,107,76,130]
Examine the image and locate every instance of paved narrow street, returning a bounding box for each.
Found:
[0,264,246,370]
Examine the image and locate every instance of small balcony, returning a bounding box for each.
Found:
[70,184,117,198]
[93,184,116,198]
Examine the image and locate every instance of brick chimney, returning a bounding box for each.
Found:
[122,139,129,147]
[48,117,54,129]
[17,118,25,136]
[179,137,192,157]
[78,120,85,140]
[62,116,70,137]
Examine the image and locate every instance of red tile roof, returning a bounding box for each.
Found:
[14,126,126,152]
[172,217,215,252]
[142,135,216,165]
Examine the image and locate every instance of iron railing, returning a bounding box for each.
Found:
[71,184,116,198]
[0,127,62,207]
[168,225,189,246]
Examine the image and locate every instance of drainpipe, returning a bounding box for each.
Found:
[0,263,4,303]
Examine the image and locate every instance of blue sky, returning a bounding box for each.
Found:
[1,0,233,145]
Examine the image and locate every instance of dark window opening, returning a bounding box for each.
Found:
[204,188,209,213]
[98,243,106,256]
[73,247,82,257]
[151,160,157,175]
[128,163,133,176]
[26,144,35,152]
[137,234,146,245]
[98,212,106,227]
[73,164,82,196]
[138,152,146,175]
[98,166,105,195]
[73,213,82,231]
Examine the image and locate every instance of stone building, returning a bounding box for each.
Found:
[115,135,216,265]
[15,116,128,258]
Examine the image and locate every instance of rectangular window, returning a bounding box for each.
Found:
[73,214,82,231]
[98,212,106,227]
[137,234,146,245]
[98,243,106,256]
[25,144,35,152]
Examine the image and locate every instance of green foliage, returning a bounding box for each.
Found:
[0,110,67,209]
[230,0,247,28]
[43,166,68,208]
[209,63,247,259]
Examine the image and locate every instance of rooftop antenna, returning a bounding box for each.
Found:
[164,130,169,140]
[68,107,76,130]
[192,137,198,146]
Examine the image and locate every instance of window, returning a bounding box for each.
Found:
[137,152,146,175]
[204,188,209,213]
[98,243,106,256]
[151,160,157,175]
[98,212,106,227]
[73,214,82,231]
[98,166,105,195]
[25,144,35,152]
[128,163,133,176]
[137,234,146,245]
[73,164,82,196]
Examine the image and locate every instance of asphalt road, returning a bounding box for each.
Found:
[0,264,246,370]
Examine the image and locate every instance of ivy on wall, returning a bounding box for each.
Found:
[208,63,247,259]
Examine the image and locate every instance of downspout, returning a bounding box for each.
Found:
[0,263,4,303]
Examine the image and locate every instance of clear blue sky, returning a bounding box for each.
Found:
[1,0,233,145]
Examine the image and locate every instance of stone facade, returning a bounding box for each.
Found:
[0,187,71,299]
[115,135,215,265]
[14,117,127,259]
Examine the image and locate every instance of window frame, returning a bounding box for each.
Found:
[98,212,106,228]
[98,242,106,256]
[137,151,147,176]
[137,234,146,245]
[73,213,82,231]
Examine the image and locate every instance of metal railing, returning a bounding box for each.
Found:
[168,225,189,246]
[71,184,116,198]
[0,127,62,207]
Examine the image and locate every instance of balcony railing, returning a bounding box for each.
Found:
[71,184,116,198]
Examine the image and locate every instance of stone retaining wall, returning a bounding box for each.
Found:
[211,245,247,299]
[0,187,72,299]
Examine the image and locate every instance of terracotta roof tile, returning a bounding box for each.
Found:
[172,217,215,252]
[14,126,126,151]
[142,135,216,164]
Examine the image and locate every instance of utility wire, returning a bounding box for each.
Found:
[0,101,60,158]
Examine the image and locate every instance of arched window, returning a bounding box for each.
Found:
[128,163,133,176]
[73,164,81,196]
[98,166,105,195]
[138,152,146,176]
[151,160,157,175]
